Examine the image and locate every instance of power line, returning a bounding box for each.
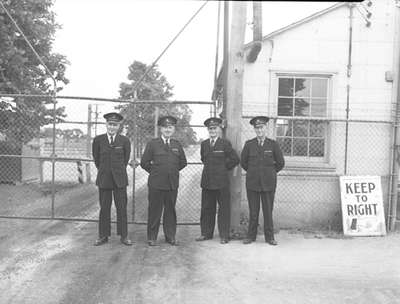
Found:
[126,1,209,99]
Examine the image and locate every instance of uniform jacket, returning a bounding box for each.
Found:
[240,137,285,191]
[92,133,131,189]
[140,137,187,190]
[200,137,240,189]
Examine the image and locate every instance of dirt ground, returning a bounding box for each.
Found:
[0,218,399,304]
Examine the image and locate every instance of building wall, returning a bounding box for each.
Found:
[240,1,397,229]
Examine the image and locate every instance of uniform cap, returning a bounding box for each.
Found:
[204,117,222,127]
[158,115,177,127]
[104,112,123,122]
[249,116,269,126]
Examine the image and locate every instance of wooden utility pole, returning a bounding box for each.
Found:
[224,1,247,235]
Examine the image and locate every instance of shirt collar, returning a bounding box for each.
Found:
[210,136,218,143]
[161,135,170,144]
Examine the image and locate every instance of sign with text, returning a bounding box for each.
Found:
[339,176,386,236]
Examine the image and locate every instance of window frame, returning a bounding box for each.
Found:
[271,71,334,165]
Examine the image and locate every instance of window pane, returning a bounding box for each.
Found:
[294,98,310,116]
[311,79,328,98]
[278,98,293,116]
[311,98,327,117]
[294,78,311,97]
[276,76,328,159]
[277,137,292,156]
[276,119,292,136]
[309,139,324,157]
[293,120,308,137]
[310,121,325,137]
[293,138,308,156]
[278,78,294,96]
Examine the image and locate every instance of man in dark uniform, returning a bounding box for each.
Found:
[140,115,187,246]
[92,112,132,246]
[195,117,239,244]
[241,116,285,245]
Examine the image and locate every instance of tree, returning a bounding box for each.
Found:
[118,61,197,154]
[0,0,68,148]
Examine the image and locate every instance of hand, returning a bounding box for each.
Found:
[128,159,140,168]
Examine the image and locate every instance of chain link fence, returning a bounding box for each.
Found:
[0,93,397,229]
[240,116,394,230]
[0,94,213,224]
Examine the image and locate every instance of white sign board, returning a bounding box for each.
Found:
[339,176,386,236]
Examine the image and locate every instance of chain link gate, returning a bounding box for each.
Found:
[0,93,214,225]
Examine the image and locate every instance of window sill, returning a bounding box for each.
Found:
[279,161,338,176]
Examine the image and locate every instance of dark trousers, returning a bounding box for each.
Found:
[200,187,230,239]
[98,187,128,238]
[246,189,275,241]
[147,187,178,241]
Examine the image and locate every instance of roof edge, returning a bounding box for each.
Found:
[244,2,349,49]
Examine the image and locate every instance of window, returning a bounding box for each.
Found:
[276,76,329,158]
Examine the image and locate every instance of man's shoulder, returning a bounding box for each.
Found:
[245,138,257,145]
[266,137,277,145]
[217,138,232,147]
[119,134,130,142]
[146,138,163,148]
[170,138,182,145]
[94,134,106,142]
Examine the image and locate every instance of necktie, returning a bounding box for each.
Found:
[211,139,215,147]
[258,139,263,147]
[165,139,169,148]
[110,135,114,145]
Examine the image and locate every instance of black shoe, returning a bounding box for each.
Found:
[94,237,108,246]
[243,238,254,244]
[195,235,212,241]
[266,239,278,246]
[220,238,229,244]
[148,240,158,246]
[120,237,133,246]
[167,239,179,246]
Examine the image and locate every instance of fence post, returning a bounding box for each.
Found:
[51,93,57,219]
[39,159,44,184]
[131,95,137,222]
[154,106,159,138]
[388,4,400,231]
[86,104,92,183]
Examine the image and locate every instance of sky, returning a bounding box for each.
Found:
[52,0,337,136]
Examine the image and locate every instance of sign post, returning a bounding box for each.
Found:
[339,176,386,236]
